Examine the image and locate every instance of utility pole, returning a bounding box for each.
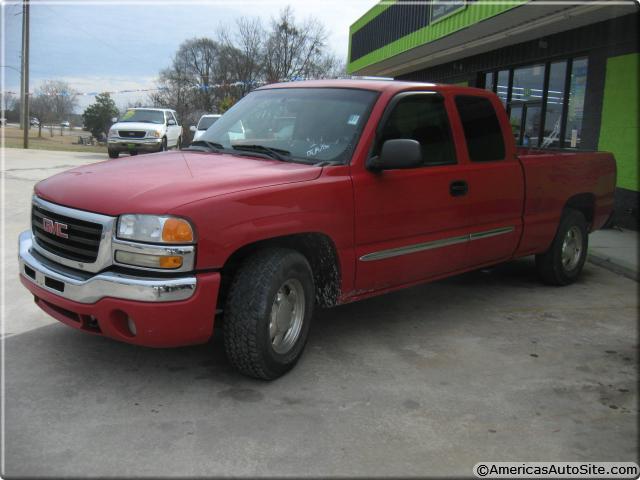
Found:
[21,0,30,149]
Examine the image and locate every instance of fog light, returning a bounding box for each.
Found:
[115,250,183,269]
[127,317,137,336]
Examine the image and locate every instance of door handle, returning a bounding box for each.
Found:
[450,180,468,197]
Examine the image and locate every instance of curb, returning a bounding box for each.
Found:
[587,253,638,282]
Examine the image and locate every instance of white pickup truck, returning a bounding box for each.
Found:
[107,108,183,158]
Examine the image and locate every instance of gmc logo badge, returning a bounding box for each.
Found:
[43,218,69,239]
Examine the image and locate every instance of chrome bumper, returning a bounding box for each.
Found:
[108,137,161,144]
[19,230,196,303]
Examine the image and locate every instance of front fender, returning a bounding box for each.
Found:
[169,169,356,290]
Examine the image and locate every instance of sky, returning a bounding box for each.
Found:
[2,0,378,112]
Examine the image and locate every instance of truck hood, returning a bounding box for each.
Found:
[35,151,322,216]
[112,121,163,132]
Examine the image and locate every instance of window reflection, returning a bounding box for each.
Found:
[483,57,588,149]
[497,70,509,105]
[565,58,588,148]
[510,105,522,144]
[542,61,567,148]
[512,64,545,103]
[523,104,541,147]
[485,72,494,92]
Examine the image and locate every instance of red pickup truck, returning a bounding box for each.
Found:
[19,80,616,379]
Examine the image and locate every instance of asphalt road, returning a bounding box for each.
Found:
[2,148,638,477]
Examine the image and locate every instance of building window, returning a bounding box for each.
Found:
[565,57,588,148]
[484,72,494,92]
[542,60,567,148]
[496,70,509,105]
[482,57,588,149]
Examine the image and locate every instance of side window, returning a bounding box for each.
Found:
[455,95,505,162]
[171,112,179,125]
[375,93,456,166]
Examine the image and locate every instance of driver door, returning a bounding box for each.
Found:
[351,92,474,291]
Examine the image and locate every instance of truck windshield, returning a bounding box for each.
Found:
[119,109,165,124]
[200,88,378,164]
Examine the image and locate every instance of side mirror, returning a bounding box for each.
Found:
[189,125,197,132]
[167,119,176,126]
[111,117,118,123]
[366,139,422,172]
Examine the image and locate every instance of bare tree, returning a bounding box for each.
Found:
[30,81,78,137]
[219,17,264,96]
[152,5,345,134]
[263,6,334,83]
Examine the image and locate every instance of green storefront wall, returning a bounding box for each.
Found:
[598,53,639,193]
[348,0,525,73]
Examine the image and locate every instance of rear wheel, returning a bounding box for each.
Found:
[223,248,315,380]
[176,136,182,149]
[108,149,119,159]
[535,208,588,285]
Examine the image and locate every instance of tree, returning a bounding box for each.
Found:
[263,6,335,83]
[30,80,78,137]
[218,17,265,97]
[82,93,119,139]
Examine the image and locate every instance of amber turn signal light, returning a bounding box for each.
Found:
[159,256,183,269]
[162,218,194,243]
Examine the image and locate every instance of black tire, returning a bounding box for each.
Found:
[108,149,119,159]
[160,137,167,152]
[223,248,315,380]
[535,208,589,286]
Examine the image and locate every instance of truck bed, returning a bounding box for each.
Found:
[515,147,616,256]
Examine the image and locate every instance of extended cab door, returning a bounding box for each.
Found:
[351,91,474,291]
[450,94,525,267]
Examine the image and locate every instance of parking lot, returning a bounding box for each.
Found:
[3,148,638,477]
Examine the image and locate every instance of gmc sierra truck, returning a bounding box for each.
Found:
[19,80,616,380]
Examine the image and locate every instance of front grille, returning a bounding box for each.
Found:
[118,130,145,138]
[32,204,103,263]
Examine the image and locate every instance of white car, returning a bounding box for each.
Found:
[60,121,70,128]
[107,108,183,158]
[190,114,221,142]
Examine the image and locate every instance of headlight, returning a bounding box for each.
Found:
[117,215,194,243]
[108,128,116,137]
[147,130,161,138]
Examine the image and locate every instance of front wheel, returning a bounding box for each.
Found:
[160,137,167,152]
[535,208,588,285]
[223,248,315,380]
[108,149,119,159]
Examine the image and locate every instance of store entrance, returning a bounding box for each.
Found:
[509,101,542,147]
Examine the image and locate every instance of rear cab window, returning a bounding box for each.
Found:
[454,95,506,162]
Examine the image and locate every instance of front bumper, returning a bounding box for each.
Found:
[19,230,220,347]
[108,137,162,152]
[20,230,195,303]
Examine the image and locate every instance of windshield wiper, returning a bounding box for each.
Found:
[184,140,225,152]
[231,144,291,161]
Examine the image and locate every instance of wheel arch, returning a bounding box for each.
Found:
[218,232,342,310]
[564,193,596,229]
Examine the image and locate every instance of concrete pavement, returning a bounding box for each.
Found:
[589,228,638,281]
[2,148,638,477]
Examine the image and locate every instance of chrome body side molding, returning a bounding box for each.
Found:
[359,226,515,262]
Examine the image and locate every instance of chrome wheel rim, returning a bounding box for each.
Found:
[561,226,583,271]
[269,279,305,355]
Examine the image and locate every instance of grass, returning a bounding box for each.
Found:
[2,125,107,153]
